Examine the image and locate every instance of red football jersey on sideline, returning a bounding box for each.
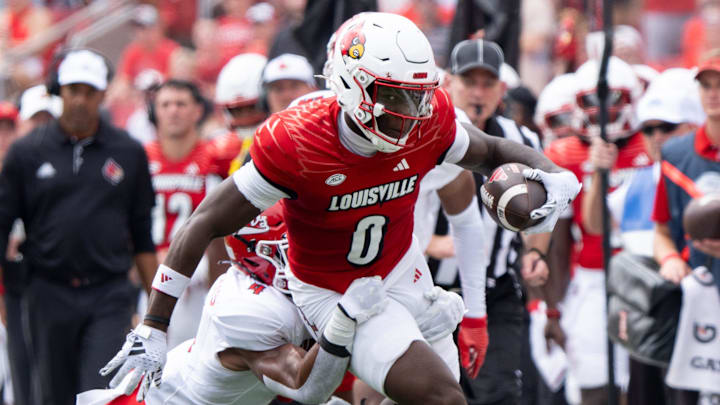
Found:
[146,140,224,250]
[208,130,246,176]
[250,90,457,292]
[545,133,651,270]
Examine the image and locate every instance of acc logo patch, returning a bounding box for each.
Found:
[341,23,366,60]
[325,173,346,186]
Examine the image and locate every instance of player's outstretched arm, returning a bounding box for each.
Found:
[100,177,261,401]
[259,277,389,403]
[457,122,582,234]
[456,122,560,176]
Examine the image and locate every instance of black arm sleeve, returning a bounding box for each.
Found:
[129,145,156,254]
[0,143,24,268]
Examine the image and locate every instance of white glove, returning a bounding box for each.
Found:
[522,169,582,234]
[99,324,167,401]
[417,287,466,342]
[338,276,388,324]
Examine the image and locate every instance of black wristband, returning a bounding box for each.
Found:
[144,314,171,325]
[319,334,351,358]
[525,247,547,260]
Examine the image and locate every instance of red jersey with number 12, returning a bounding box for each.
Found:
[250,90,457,292]
[146,140,224,250]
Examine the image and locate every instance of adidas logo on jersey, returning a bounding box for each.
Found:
[393,158,410,172]
[160,273,173,283]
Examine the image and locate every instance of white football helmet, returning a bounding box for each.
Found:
[572,56,642,141]
[534,73,578,144]
[328,12,439,153]
[216,53,268,128]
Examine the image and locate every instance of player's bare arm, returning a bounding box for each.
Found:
[221,343,318,388]
[458,122,582,236]
[436,170,475,214]
[145,178,261,330]
[457,122,561,175]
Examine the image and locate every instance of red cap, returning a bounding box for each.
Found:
[696,50,720,79]
[0,101,18,122]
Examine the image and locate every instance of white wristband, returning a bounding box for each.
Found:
[151,264,191,298]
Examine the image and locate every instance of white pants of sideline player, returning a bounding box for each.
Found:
[286,236,461,395]
[561,267,629,389]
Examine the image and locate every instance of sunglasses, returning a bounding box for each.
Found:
[641,122,679,136]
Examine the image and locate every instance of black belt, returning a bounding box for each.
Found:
[36,271,126,288]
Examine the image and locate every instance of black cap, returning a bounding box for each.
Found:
[450,39,505,77]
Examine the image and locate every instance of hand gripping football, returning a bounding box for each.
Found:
[480,163,547,232]
[683,194,720,240]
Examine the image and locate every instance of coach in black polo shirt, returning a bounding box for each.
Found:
[0,49,157,405]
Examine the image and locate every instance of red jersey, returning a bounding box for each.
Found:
[146,140,224,250]
[208,131,247,176]
[545,133,651,270]
[250,90,458,292]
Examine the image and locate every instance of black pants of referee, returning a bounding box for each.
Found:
[461,273,524,405]
[24,275,134,405]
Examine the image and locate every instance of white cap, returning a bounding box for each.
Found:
[57,50,109,91]
[636,68,706,126]
[132,4,159,27]
[262,54,315,87]
[19,85,63,120]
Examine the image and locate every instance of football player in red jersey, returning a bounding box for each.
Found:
[543,57,653,405]
[104,12,581,404]
[144,80,229,348]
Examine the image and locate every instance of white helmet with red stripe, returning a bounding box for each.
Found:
[328,12,439,153]
[572,56,642,141]
[534,73,578,143]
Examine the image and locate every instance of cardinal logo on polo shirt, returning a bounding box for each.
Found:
[102,158,125,185]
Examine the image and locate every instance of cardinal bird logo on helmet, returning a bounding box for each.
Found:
[341,23,366,60]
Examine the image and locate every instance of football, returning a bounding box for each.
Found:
[480,163,547,232]
[683,194,720,240]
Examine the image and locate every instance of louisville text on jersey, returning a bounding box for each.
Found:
[152,174,205,193]
[327,174,419,211]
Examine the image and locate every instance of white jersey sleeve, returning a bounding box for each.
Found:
[233,161,289,211]
[206,268,309,351]
[442,121,470,165]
